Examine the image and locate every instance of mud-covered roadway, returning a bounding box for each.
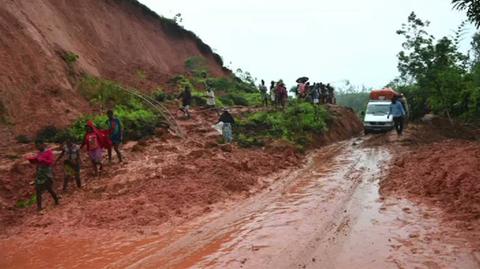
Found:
[2,130,480,269]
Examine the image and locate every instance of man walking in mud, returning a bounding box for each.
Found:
[387,95,406,136]
[106,110,123,163]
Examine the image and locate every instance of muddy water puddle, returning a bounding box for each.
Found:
[1,140,478,268]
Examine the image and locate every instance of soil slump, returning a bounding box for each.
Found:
[1,117,478,268]
[4,138,475,269]
[129,139,476,269]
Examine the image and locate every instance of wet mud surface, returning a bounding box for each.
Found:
[2,134,479,268]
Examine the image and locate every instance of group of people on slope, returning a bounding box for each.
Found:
[259,80,289,109]
[28,110,124,211]
[177,84,235,144]
[296,82,336,105]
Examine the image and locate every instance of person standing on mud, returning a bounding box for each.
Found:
[387,96,406,136]
[81,121,105,176]
[28,140,59,211]
[259,80,269,107]
[275,80,288,110]
[56,138,81,191]
[320,83,328,104]
[106,110,123,163]
[311,83,321,105]
[204,82,220,116]
[326,84,335,104]
[217,109,235,144]
[178,85,192,119]
[270,81,276,108]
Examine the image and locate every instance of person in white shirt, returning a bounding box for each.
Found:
[204,82,220,115]
[206,88,215,106]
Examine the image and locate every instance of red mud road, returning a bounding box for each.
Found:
[2,136,479,269]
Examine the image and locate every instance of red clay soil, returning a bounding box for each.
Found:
[381,138,480,234]
[0,0,228,136]
[0,105,362,237]
[317,104,363,145]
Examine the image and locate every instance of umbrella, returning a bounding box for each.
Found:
[296,77,309,83]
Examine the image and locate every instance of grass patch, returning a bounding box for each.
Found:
[167,59,261,108]
[236,101,329,148]
[29,76,167,144]
[62,51,79,67]
[16,194,36,209]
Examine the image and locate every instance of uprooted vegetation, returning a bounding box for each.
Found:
[236,101,330,149]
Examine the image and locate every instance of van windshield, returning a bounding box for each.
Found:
[366,104,390,115]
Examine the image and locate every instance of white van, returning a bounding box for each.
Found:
[363,100,394,134]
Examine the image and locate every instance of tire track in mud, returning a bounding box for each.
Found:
[113,137,479,269]
[110,139,385,268]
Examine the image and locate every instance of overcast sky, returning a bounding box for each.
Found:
[139,0,474,89]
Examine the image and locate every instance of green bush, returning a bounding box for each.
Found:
[185,56,208,77]
[16,194,36,208]
[236,101,329,147]
[219,92,261,107]
[63,51,79,67]
[153,90,167,102]
[35,125,61,143]
[69,76,166,142]
[64,106,161,143]
[236,133,265,148]
[79,76,135,108]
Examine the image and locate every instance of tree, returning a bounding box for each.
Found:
[452,0,480,27]
[396,12,471,120]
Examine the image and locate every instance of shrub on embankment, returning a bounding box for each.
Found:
[235,101,330,149]
[34,76,164,143]
[31,56,262,144]
[175,57,262,107]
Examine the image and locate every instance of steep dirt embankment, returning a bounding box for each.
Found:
[0,105,362,237]
[318,104,363,145]
[0,0,228,135]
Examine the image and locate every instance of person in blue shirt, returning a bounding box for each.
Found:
[387,96,407,135]
[106,110,123,163]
